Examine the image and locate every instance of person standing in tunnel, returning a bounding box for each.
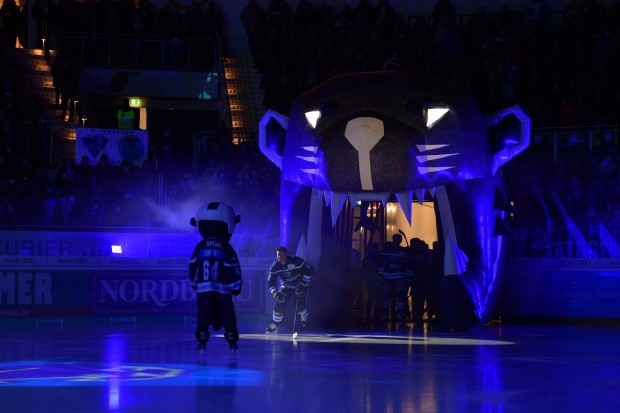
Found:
[266,246,313,334]
[408,237,433,328]
[361,241,382,325]
[377,233,411,326]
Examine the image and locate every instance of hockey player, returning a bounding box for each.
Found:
[266,246,314,334]
[377,233,412,326]
[188,202,242,354]
[408,238,433,328]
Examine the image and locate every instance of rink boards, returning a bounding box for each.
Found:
[503,257,620,320]
[0,255,271,319]
[0,230,273,319]
[3,256,620,320]
[1,230,620,320]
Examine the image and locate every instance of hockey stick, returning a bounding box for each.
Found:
[292,296,299,339]
[398,229,409,246]
[269,266,306,277]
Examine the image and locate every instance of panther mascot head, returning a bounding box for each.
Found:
[259,71,530,330]
[190,202,240,243]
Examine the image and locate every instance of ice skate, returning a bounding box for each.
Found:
[225,331,239,356]
[197,331,208,353]
[297,309,310,329]
[265,323,279,334]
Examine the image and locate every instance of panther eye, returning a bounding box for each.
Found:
[305,110,321,128]
[425,107,449,128]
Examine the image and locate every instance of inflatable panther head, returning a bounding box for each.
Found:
[260,72,530,329]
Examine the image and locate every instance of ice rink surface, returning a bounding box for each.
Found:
[1,316,619,413]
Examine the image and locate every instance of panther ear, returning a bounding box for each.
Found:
[487,105,531,174]
[259,109,289,170]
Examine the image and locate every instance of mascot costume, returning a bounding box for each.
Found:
[189,202,242,353]
[259,72,530,330]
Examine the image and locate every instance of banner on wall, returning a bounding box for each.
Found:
[503,258,620,319]
[0,230,195,257]
[0,270,91,317]
[0,231,271,318]
[75,128,149,165]
[0,230,265,260]
[0,269,265,318]
[509,227,620,259]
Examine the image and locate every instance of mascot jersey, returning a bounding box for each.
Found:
[268,255,313,293]
[189,238,242,295]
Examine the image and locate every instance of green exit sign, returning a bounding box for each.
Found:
[130,98,142,106]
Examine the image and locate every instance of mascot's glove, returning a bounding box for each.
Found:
[295,282,308,297]
[231,281,242,296]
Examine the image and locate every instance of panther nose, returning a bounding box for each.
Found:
[344,117,384,190]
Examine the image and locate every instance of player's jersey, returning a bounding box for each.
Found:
[189,237,242,295]
[378,245,412,280]
[267,255,313,294]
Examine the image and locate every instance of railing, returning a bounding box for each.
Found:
[51,31,220,73]
[220,57,233,144]
[407,9,597,33]
[530,121,619,163]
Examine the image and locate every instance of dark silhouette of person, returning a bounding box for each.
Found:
[117,98,137,129]
[60,60,82,123]
[51,51,68,109]
[361,241,382,324]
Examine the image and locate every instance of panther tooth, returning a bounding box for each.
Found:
[395,191,414,226]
